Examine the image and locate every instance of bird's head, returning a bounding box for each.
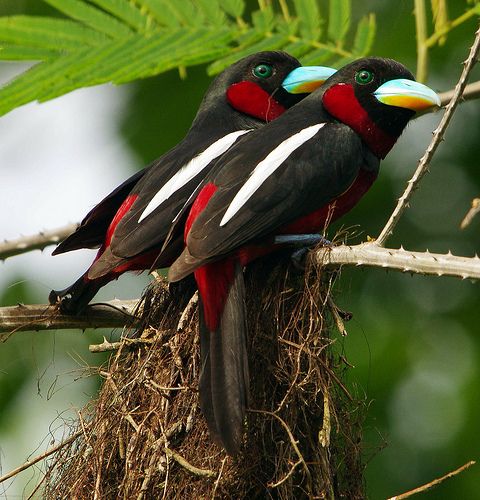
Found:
[214,51,336,122]
[320,57,441,158]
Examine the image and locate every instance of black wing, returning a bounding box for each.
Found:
[170,123,368,279]
[53,169,145,254]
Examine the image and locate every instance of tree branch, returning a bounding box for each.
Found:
[377,22,480,246]
[2,242,480,337]
[387,460,476,500]
[316,243,480,280]
[439,80,480,106]
[0,299,140,339]
[461,197,480,229]
[0,224,77,261]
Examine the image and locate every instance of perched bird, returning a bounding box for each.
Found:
[49,52,335,313]
[168,57,441,454]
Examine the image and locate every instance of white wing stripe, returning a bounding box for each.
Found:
[138,129,252,223]
[220,123,325,227]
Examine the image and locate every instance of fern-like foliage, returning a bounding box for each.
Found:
[0,0,376,117]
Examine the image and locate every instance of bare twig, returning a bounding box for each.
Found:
[268,459,302,489]
[317,243,480,280]
[0,224,77,261]
[211,457,228,499]
[177,291,198,331]
[327,296,348,336]
[164,448,216,478]
[377,23,480,246]
[460,197,480,229]
[0,429,84,484]
[249,409,311,485]
[89,336,155,353]
[0,299,139,338]
[439,80,480,106]
[387,460,476,500]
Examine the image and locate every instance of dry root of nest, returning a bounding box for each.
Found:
[43,254,366,499]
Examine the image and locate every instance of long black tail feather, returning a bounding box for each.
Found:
[49,274,107,314]
[198,262,249,455]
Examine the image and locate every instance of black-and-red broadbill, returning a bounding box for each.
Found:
[49,52,335,313]
[168,57,441,454]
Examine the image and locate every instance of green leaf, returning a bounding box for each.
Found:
[134,0,181,27]
[196,0,226,26]
[221,0,245,18]
[352,14,376,56]
[328,0,351,44]
[44,0,133,38]
[293,0,322,39]
[252,6,276,33]
[142,0,202,27]
[300,47,335,65]
[0,0,376,116]
[0,44,60,61]
[0,16,108,50]
[331,54,356,68]
[282,41,315,59]
[207,33,291,75]
[88,0,149,32]
[0,28,234,115]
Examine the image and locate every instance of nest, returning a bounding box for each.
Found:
[43,254,366,499]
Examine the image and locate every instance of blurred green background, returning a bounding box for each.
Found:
[0,1,479,498]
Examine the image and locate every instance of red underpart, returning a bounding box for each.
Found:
[279,168,378,235]
[227,81,286,122]
[196,168,378,331]
[105,194,138,248]
[111,248,160,275]
[90,193,139,268]
[82,248,161,284]
[322,83,396,159]
[184,182,218,240]
[195,259,235,332]
[84,193,154,283]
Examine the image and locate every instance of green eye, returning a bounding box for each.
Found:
[355,69,374,85]
[253,64,273,78]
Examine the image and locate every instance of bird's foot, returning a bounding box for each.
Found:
[274,234,331,247]
[48,289,77,314]
[274,234,331,271]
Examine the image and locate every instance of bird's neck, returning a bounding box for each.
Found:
[322,83,397,159]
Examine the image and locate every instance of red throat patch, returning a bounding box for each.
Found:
[322,83,396,159]
[227,81,286,122]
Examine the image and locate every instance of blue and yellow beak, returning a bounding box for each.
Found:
[282,66,337,94]
[373,78,441,112]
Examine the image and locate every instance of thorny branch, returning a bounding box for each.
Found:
[0,224,77,261]
[1,242,480,334]
[377,22,480,246]
[439,80,480,106]
[0,299,139,338]
[315,243,480,280]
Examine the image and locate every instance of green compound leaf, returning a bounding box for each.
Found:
[0,0,376,117]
